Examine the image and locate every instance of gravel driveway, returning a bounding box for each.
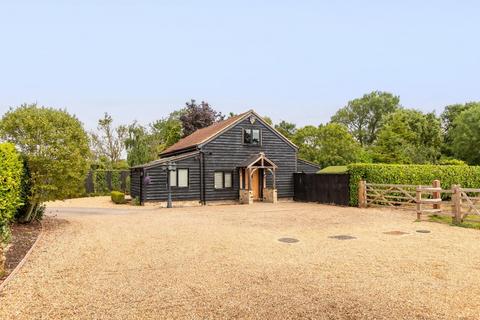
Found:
[1,202,480,319]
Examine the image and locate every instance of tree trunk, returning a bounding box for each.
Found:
[19,199,39,224]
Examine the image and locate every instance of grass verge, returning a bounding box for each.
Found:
[429,214,480,230]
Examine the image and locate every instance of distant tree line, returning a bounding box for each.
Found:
[88,93,480,170]
[275,91,480,168]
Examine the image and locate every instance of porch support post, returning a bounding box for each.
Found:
[273,168,276,189]
[239,168,243,189]
[263,170,267,189]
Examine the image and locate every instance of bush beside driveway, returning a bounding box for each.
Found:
[0,203,479,319]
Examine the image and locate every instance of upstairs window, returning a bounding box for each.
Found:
[243,128,261,145]
[214,171,233,189]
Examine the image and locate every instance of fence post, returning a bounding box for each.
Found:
[358,180,367,208]
[432,179,441,210]
[416,186,422,220]
[452,185,462,224]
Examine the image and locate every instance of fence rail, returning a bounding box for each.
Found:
[358,180,480,223]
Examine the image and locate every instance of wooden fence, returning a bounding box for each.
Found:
[294,173,350,206]
[84,170,130,195]
[358,180,480,223]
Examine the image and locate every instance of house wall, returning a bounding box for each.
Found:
[143,155,201,202]
[130,169,142,199]
[201,117,297,200]
[297,159,320,174]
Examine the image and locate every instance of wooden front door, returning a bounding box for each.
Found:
[251,169,261,200]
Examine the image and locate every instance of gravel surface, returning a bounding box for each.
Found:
[0,221,42,283]
[1,202,480,319]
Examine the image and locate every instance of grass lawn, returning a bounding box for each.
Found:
[317,165,348,174]
[429,214,480,230]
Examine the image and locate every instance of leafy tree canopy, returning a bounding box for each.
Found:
[0,104,90,213]
[440,102,480,156]
[292,123,361,168]
[90,113,127,166]
[372,109,442,164]
[450,105,480,165]
[274,120,297,139]
[124,111,183,167]
[180,100,224,137]
[331,91,400,146]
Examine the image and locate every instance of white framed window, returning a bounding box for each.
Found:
[169,170,177,187]
[169,169,188,188]
[224,172,232,188]
[178,169,189,187]
[214,172,224,189]
[214,171,233,189]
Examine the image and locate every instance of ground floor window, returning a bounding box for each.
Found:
[170,169,189,188]
[214,171,233,189]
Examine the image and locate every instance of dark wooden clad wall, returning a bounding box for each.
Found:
[297,159,320,174]
[130,169,141,199]
[202,117,297,200]
[144,155,201,201]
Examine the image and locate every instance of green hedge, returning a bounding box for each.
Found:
[111,191,126,204]
[0,143,24,243]
[348,163,480,206]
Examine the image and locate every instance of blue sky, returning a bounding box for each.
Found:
[1,1,479,130]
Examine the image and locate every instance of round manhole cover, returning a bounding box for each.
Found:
[329,235,356,240]
[384,231,409,235]
[278,237,299,243]
[416,230,431,234]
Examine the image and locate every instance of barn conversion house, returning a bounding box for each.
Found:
[130,110,319,205]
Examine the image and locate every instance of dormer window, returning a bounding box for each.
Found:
[243,128,261,145]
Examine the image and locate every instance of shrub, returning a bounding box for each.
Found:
[132,196,141,206]
[111,191,126,204]
[348,163,480,206]
[0,143,23,243]
[438,158,467,166]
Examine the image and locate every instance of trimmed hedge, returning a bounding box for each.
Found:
[0,143,24,243]
[111,191,126,204]
[348,163,480,206]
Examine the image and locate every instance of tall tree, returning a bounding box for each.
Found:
[0,104,90,221]
[331,91,400,146]
[440,102,479,157]
[124,122,152,167]
[372,109,442,164]
[124,111,183,167]
[90,113,127,166]
[274,121,297,139]
[180,100,224,137]
[292,123,360,168]
[450,105,480,165]
[262,116,273,125]
[150,113,183,152]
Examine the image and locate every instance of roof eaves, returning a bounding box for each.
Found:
[131,151,200,169]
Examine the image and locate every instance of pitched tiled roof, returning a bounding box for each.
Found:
[160,111,250,156]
